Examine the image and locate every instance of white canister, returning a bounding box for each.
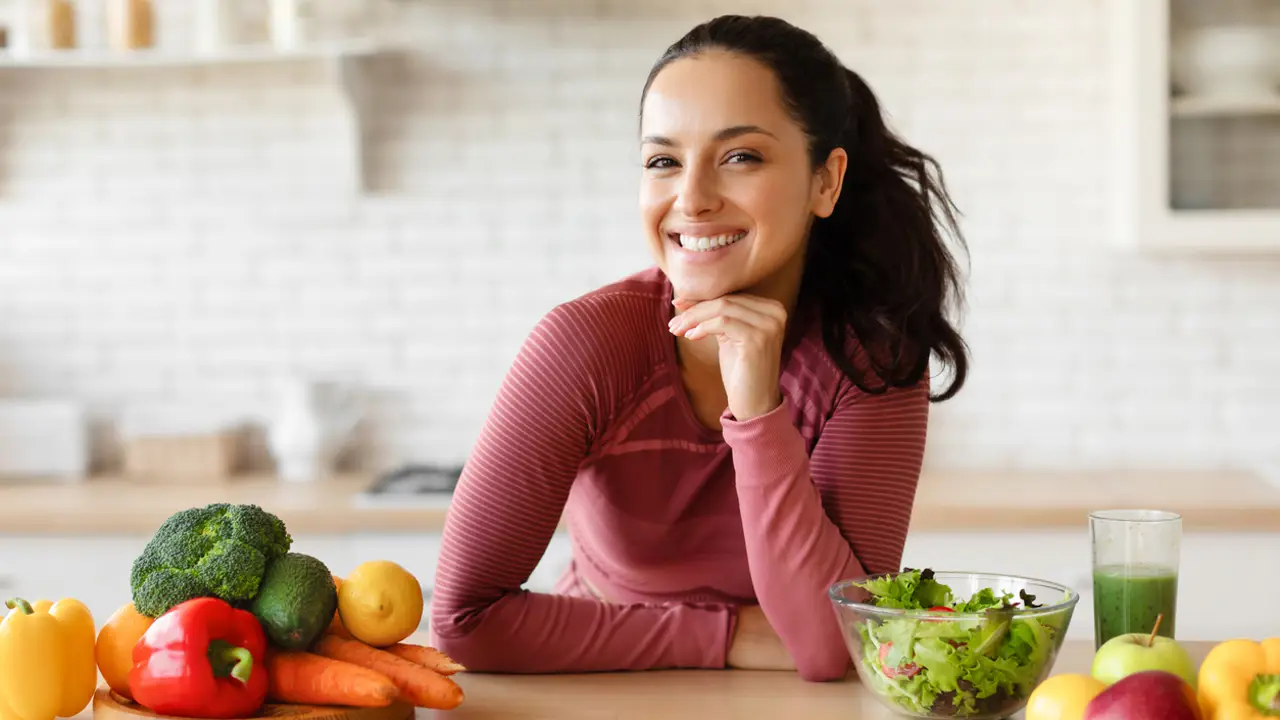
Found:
[269,0,318,50]
[194,0,242,54]
[267,376,365,482]
[9,0,34,56]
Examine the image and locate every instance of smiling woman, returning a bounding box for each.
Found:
[430,15,970,683]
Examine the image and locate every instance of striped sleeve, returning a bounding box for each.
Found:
[429,300,736,673]
[722,375,929,682]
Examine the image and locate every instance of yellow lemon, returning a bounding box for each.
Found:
[337,560,424,647]
[1025,673,1107,720]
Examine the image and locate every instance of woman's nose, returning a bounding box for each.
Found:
[673,165,722,217]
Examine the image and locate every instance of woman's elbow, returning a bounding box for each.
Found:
[430,632,486,671]
[428,595,496,669]
[794,642,854,682]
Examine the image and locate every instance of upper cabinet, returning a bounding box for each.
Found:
[1112,0,1280,254]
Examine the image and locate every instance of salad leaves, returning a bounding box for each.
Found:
[850,569,1071,717]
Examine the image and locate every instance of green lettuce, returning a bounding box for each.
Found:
[856,567,954,610]
[850,569,1064,717]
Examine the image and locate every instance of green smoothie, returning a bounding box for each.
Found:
[1093,563,1178,648]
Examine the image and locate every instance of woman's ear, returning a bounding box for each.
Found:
[811,147,848,218]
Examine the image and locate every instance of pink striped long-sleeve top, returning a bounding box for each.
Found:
[429,267,929,682]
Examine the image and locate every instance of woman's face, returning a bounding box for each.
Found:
[639,50,845,304]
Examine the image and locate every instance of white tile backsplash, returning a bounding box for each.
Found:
[0,0,1277,475]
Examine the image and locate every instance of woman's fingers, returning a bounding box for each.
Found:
[682,314,753,342]
[669,296,781,336]
[712,294,787,323]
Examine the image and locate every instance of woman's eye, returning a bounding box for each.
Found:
[645,156,678,170]
[726,152,761,164]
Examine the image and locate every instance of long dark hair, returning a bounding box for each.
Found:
[640,15,969,402]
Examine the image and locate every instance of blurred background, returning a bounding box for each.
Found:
[0,0,1277,641]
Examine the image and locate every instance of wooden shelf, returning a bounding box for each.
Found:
[0,39,385,193]
[0,39,381,68]
[1172,93,1280,118]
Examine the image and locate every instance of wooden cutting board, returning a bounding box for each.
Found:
[93,688,416,720]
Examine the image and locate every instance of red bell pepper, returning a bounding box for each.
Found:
[129,597,269,719]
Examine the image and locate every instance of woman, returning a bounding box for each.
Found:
[430,15,968,682]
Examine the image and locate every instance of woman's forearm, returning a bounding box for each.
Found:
[726,404,864,681]
[723,384,927,682]
[430,582,734,673]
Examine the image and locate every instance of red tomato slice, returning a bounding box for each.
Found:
[877,642,921,679]
[921,605,956,623]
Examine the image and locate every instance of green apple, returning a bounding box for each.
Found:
[1090,633,1197,688]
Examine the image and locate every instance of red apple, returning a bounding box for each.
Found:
[1083,670,1200,720]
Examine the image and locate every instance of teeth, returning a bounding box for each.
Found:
[678,231,747,252]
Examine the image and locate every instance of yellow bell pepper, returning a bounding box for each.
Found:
[0,597,97,720]
[1198,638,1280,720]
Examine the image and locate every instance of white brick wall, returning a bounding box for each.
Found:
[0,0,1277,475]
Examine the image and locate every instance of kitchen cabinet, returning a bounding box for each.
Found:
[1,529,1269,642]
[1111,0,1280,254]
[902,530,1280,642]
[0,536,148,622]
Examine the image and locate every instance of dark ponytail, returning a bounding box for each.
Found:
[642,16,970,402]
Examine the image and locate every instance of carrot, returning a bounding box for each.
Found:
[327,574,353,638]
[315,634,464,710]
[327,610,352,638]
[265,648,399,708]
[384,643,466,675]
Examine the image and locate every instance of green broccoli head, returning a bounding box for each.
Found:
[131,568,210,617]
[194,538,267,601]
[130,503,293,617]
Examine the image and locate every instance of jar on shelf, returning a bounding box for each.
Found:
[11,0,77,53]
[106,0,153,51]
[46,0,75,50]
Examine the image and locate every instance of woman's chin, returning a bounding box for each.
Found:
[668,276,736,303]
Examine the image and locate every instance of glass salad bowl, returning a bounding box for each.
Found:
[829,570,1079,719]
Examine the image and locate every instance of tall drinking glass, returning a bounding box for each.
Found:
[1090,510,1181,649]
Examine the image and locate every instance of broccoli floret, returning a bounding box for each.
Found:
[193,538,267,600]
[130,503,292,617]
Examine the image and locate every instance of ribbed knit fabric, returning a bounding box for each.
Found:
[430,267,929,681]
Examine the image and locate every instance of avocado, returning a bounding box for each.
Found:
[249,552,337,651]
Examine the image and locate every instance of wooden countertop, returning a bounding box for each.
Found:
[2,469,1275,536]
[424,640,1217,719]
[73,636,1214,719]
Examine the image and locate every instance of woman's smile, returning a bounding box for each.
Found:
[665,222,752,266]
[671,230,748,252]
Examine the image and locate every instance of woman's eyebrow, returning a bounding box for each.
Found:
[641,124,778,147]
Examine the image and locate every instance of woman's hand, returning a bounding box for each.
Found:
[726,604,796,671]
[668,294,787,421]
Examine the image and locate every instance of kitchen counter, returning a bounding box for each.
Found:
[0,469,1275,535]
[73,637,1217,719]
[430,640,1216,719]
